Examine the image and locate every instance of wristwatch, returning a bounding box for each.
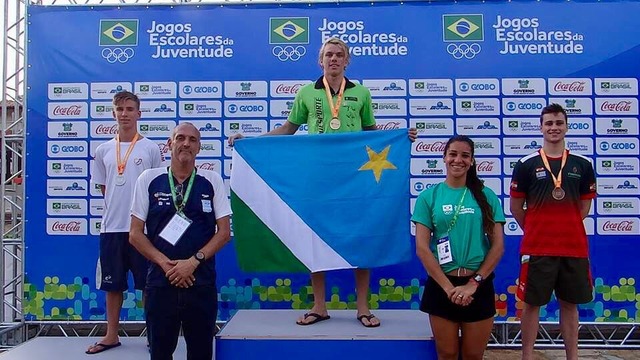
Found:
[195,251,206,264]
[472,273,484,284]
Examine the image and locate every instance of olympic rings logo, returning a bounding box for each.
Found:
[101,48,135,64]
[446,43,481,60]
[272,46,307,62]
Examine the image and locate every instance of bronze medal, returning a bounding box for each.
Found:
[552,187,565,200]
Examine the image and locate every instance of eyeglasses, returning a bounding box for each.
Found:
[174,183,184,208]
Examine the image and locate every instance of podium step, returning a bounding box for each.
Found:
[216,310,437,360]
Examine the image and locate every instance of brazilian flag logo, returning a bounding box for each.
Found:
[443,15,484,42]
[100,20,138,46]
[270,18,309,44]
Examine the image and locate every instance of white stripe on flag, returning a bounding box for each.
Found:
[231,151,353,272]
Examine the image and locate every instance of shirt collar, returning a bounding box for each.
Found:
[314,76,356,95]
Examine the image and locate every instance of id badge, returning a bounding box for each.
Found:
[159,213,192,246]
[436,234,453,265]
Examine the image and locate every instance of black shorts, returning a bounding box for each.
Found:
[97,232,148,292]
[420,273,496,323]
[517,255,593,306]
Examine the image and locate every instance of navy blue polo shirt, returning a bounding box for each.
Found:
[131,167,232,287]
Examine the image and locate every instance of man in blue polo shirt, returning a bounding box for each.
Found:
[130,123,231,360]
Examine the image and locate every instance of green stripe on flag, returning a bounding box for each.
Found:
[231,191,309,273]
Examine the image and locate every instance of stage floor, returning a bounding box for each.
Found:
[0,337,156,359]
[218,309,433,339]
[0,310,432,359]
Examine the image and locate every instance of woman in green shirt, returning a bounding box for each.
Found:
[411,135,505,360]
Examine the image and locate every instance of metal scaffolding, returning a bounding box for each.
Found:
[0,0,638,352]
[1,0,27,350]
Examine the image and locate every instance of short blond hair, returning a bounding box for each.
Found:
[318,37,350,65]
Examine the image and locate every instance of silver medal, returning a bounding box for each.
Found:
[115,174,126,186]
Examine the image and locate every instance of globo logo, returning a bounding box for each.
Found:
[51,144,85,153]
[239,105,264,112]
[62,145,85,152]
[600,142,636,151]
[459,82,496,92]
[471,83,496,91]
[414,182,424,192]
[506,102,543,111]
[568,123,589,130]
[195,86,218,93]
[518,103,543,110]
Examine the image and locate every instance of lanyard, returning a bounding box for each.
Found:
[539,148,568,190]
[168,168,195,214]
[115,133,139,175]
[447,188,468,233]
[322,76,346,119]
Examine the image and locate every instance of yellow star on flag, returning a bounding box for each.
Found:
[359,145,397,183]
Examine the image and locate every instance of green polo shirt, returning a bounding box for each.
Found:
[288,76,376,134]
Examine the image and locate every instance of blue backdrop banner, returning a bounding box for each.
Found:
[26,1,640,322]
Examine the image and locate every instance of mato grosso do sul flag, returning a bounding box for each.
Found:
[230,129,411,273]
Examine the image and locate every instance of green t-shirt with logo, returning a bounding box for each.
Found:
[288,77,376,134]
[411,182,505,273]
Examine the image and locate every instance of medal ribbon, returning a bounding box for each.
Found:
[168,168,196,214]
[116,133,140,175]
[539,148,568,190]
[322,77,346,119]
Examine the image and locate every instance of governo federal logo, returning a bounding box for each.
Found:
[269,17,309,62]
[99,19,139,64]
[442,14,484,60]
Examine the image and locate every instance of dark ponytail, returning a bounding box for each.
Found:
[444,136,495,236]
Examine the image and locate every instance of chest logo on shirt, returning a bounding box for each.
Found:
[535,166,546,179]
[567,166,581,179]
[134,158,143,166]
[442,204,475,216]
[154,192,172,206]
[202,199,212,213]
[344,96,358,102]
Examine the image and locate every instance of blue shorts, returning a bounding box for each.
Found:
[97,232,148,292]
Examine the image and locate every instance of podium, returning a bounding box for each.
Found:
[216,309,437,360]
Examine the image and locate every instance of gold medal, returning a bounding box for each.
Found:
[322,77,346,132]
[329,117,341,130]
[552,187,565,200]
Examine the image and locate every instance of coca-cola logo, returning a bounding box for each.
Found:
[53,105,82,116]
[376,121,401,130]
[476,161,495,172]
[553,81,586,92]
[51,221,82,232]
[600,101,632,112]
[95,124,118,135]
[196,162,216,171]
[415,141,446,153]
[275,84,303,95]
[602,220,634,232]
